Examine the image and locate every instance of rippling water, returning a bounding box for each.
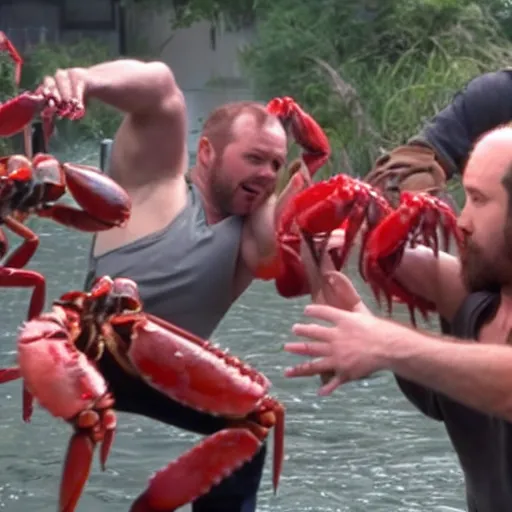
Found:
[0,146,466,511]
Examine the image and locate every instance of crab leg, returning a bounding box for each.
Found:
[362,191,464,324]
[0,31,22,86]
[266,96,331,176]
[130,429,262,512]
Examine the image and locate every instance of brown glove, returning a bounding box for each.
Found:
[364,143,448,208]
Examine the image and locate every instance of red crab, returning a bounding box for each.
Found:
[0,153,131,421]
[361,190,464,325]
[7,276,285,512]
[257,170,392,298]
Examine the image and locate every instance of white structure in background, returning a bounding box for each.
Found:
[125,4,258,161]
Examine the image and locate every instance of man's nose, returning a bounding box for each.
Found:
[255,165,278,185]
[457,204,472,234]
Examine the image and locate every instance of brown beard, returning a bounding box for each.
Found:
[209,154,234,216]
[460,220,512,293]
[460,240,501,293]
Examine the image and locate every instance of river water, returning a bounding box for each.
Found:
[0,144,466,511]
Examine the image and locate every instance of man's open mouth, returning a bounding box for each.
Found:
[242,184,260,195]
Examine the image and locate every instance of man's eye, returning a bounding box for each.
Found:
[469,193,485,205]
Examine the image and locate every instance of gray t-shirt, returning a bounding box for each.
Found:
[85,180,243,339]
[396,292,512,511]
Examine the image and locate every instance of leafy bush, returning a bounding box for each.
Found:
[241,0,512,176]
[0,52,20,154]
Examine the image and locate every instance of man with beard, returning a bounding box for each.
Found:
[283,124,512,512]
[37,61,328,511]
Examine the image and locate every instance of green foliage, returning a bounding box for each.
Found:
[240,0,512,176]
[0,53,20,154]
[127,0,258,30]
[172,0,257,30]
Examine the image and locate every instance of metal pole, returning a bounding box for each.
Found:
[99,138,113,174]
[31,121,46,155]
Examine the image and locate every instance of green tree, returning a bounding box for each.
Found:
[241,0,512,175]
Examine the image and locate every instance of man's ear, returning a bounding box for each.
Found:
[197,137,215,167]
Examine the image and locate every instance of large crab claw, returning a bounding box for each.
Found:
[32,154,131,231]
[16,310,117,512]
[0,31,23,86]
[0,90,84,147]
[129,429,261,512]
[119,313,285,510]
[266,96,331,176]
[59,394,117,512]
[362,190,464,325]
[0,92,47,137]
[130,391,284,512]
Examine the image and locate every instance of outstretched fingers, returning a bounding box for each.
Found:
[318,372,347,396]
[302,303,344,324]
[284,352,332,378]
[284,340,330,357]
[291,322,333,341]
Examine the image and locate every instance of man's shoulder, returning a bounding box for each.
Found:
[450,290,500,339]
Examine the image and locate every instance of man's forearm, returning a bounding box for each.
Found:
[383,325,512,421]
[84,59,177,114]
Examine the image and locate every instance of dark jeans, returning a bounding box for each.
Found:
[96,351,266,512]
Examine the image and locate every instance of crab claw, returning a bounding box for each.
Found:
[0,88,85,145]
[266,96,331,176]
[59,432,95,512]
[254,160,313,293]
[17,311,117,511]
[35,158,132,231]
[0,92,45,137]
[130,429,262,512]
[59,402,117,512]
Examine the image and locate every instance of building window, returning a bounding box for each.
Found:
[61,0,116,30]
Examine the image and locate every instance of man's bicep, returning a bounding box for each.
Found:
[109,89,188,186]
[240,197,278,275]
[394,247,466,322]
